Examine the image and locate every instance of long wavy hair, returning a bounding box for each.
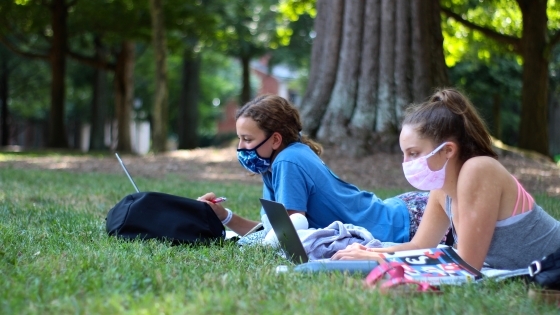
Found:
[236,94,323,156]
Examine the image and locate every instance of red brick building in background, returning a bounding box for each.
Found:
[216,98,239,136]
[217,55,298,135]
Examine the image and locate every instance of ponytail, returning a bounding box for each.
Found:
[403,88,497,162]
[300,134,323,156]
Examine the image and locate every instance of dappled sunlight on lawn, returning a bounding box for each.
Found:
[1,145,559,196]
[0,146,262,186]
[505,161,560,197]
[165,147,237,163]
[517,167,555,177]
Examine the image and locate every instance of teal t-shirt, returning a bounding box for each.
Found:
[261,142,410,243]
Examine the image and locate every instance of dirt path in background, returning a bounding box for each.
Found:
[1,144,559,197]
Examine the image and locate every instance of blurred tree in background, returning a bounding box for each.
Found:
[0,0,558,158]
[441,0,560,156]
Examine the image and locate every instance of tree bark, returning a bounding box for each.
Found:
[375,0,396,132]
[316,0,364,142]
[177,47,200,150]
[300,0,344,136]
[299,0,328,108]
[492,93,501,140]
[412,0,448,101]
[347,0,381,157]
[89,37,108,151]
[240,55,251,106]
[114,41,135,153]
[549,88,560,156]
[303,0,448,156]
[47,0,69,148]
[0,55,8,146]
[394,0,412,120]
[427,0,449,93]
[411,0,429,102]
[517,0,549,155]
[150,0,169,153]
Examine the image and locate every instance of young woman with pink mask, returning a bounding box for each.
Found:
[332,88,560,270]
[198,94,447,246]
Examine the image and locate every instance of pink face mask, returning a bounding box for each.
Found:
[402,142,449,191]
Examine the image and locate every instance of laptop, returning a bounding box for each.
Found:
[259,198,380,274]
[260,198,309,264]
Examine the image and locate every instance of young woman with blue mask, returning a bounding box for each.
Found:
[332,88,560,270]
[198,95,443,245]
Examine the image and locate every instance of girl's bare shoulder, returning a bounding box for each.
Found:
[460,156,510,181]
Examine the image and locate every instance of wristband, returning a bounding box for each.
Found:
[221,208,233,225]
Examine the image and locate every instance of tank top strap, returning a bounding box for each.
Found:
[444,195,452,218]
[512,176,534,216]
[445,195,458,244]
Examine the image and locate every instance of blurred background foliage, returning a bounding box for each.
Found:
[0,0,559,157]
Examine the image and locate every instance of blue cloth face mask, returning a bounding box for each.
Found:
[237,134,274,174]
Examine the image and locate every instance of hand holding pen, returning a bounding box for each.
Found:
[196,193,227,204]
[197,193,230,224]
[211,197,227,204]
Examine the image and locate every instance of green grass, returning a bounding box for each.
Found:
[0,149,112,160]
[1,157,560,314]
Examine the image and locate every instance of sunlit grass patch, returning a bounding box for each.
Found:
[1,167,559,314]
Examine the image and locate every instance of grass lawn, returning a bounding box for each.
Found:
[1,154,560,314]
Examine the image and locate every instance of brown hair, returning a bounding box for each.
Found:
[236,94,323,156]
[403,88,497,162]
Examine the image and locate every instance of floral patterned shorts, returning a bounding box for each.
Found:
[394,191,451,244]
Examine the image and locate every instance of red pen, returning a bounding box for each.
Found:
[212,197,227,204]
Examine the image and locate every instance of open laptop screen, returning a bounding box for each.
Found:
[259,198,309,264]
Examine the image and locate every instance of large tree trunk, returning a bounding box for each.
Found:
[517,0,549,156]
[412,0,448,101]
[300,0,344,136]
[299,0,328,108]
[240,55,251,105]
[150,0,168,153]
[114,41,135,153]
[47,0,68,148]
[394,0,412,121]
[316,0,364,141]
[492,93,502,140]
[375,0,396,132]
[0,55,8,146]
[177,48,200,150]
[549,89,560,157]
[303,0,448,156]
[89,37,108,151]
[347,0,381,157]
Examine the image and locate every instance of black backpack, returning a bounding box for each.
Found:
[529,246,560,290]
[106,192,226,245]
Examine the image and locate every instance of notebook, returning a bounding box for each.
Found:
[260,198,379,274]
